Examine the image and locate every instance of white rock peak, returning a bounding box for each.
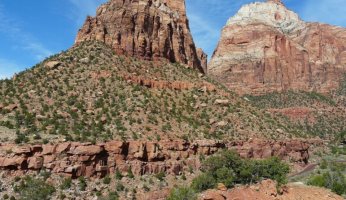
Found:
[227,0,305,35]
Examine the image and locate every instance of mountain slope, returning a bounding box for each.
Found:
[0,40,310,144]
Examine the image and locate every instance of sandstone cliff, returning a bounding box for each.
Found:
[0,139,321,178]
[209,0,346,95]
[75,0,207,73]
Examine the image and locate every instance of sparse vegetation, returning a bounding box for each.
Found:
[0,41,319,143]
[13,176,55,200]
[307,162,346,195]
[167,187,197,200]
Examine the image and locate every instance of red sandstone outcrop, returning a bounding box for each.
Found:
[75,0,207,73]
[209,0,346,95]
[0,139,323,178]
[199,179,343,200]
[268,107,314,122]
[122,74,216,91]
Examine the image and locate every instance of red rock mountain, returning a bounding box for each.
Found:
[209,0,346,95]
[75,0,207,73]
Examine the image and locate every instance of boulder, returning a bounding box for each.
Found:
[28,156,43,169]
[71,145,103,156]
[214,99,230,106]
[44,61,62,70]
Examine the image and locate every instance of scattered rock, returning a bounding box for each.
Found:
[214,99,230,106]
[79,57,90,64]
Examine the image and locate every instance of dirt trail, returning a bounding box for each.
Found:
[290,160,346,178]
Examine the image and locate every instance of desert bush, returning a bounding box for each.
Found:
[103,175,111,185]
[167,187,197,200]
[60,177,72,190]
[308,169,346,195]
[191,150,289,192]
[15,176,55,200]
[78,176,87,191]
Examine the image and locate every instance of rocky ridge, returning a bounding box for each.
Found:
[209,0,346,95]
[0,139,322,178]
[76,0,207,73]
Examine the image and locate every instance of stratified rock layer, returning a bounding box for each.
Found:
[76,0,207,73]
[0,139,322,178]
[209,0,346,95]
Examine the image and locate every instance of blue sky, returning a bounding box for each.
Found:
[0,0,346,79]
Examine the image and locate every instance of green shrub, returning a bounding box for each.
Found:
[215,167,235,188]
[308,171,346,195]
[60,177,72,190]
[107,191,119,200]
[320,159,328,169]
[191,173,216,192]
[116,183,125,192]
[155,172,166,181]
[307,175,326,187]
[15,176,55,200]
[3,194,9,199]
[115,169,123,180]
[190,150,289,192]
[103,175,111,185]
[78,176,87,191]
[167,187,197,200]
[127,168,134,179]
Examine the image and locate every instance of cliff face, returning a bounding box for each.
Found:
[75,0,207,73]
[0,139,320,178]
[209,0,346,95]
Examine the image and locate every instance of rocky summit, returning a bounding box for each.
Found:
[76,0,207,73]
[209,0,346,95]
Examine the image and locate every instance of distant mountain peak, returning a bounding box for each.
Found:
[210,0,346,95]
[226,0,304,35]
[267,0,284,6]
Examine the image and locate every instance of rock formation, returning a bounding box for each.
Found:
[209,0,346,95]
[75,0,207,73]
[0,139,322,178]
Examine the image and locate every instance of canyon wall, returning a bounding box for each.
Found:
[209,0,346,95]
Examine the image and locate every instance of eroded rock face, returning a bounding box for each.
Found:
[75,0,206,73]
[0,139,322,178]
[209,0,346,95]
